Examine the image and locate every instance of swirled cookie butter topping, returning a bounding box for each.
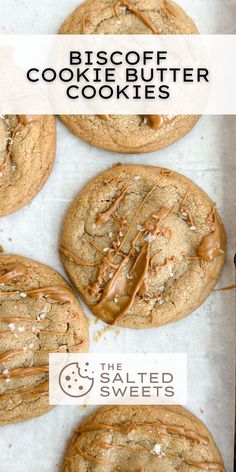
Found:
[0,263,28,283]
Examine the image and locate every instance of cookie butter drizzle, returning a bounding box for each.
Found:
[97,114,175,129]
[197,207,225,261]
[163,0,179,20]
[0,262,85,399]
[91,203,172,325]
[0,115,41,176]
[114,1,160,34]
[142,114,175,130]
[65,421,224,471]
[61,176,225,325]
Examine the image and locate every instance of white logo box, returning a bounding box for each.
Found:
[49,353,187,405]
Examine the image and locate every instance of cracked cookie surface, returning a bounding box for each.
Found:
[60,164,226,329]
[59,0,199,154]
[0,254,88,425]
[62,405,225,471]
[0,115,56,216]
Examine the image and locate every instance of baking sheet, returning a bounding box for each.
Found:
[0,1,235,471]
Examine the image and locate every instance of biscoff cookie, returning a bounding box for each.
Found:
[0,115,56,216]
[62,405,225,471]
[59,0,199,154]
[60,164,226,329]
[0,254,88,425]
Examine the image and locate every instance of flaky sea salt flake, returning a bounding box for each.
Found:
[119,6,127,14]
[150,444,161,455]
[137,225,145,232]
[144,233,154,243]
[3,368,10,376]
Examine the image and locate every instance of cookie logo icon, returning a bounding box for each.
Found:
[59,362,94,398]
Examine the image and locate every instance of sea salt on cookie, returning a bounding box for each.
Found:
[60,164,226,329]
[0,254,88,424]
[62,405,225,471]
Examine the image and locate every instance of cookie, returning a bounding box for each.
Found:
[59,362,94,398]
[60,164,226,329]
[0,115,56,216]
[0,254,88,425]
[59,0,199,154]
[62,405,225,471]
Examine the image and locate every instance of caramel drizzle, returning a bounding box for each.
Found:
[0,365,48,379]
[197,208,225,261]
[0,263,27,283]
[142,115,175,130]
[60,246,99,267]
[114,1,160,34]
[73,441,224,471]
[0,380,49,399]
[97,115,110,120]
[72,422,225,470]
[0,338,86,364]
[186,461,225,471]
[25,286,76,304]
[18,115,42,125]
[162,0,179,20]
[96,185,129,226]
[0,285,77,304]
[0,350,26,363]
[97,114,174,130]
[77,421,209,445]
[92,204,172,324]
[0,330,84,342]
[0,309,80,326]
[63,182,174,324]
[72,447,110,465]
[0,316,49,324]
[214,284,236,292]
[80,16,94,34]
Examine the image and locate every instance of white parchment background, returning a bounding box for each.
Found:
[0,1,235,471]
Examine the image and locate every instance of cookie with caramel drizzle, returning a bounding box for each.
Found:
[59,0,199,153]
[60,164,225,329]
[0,115,56,216]
[62,405,225,471]
[0,254,88,425]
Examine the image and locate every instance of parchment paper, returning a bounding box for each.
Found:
[0,1,235,471]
